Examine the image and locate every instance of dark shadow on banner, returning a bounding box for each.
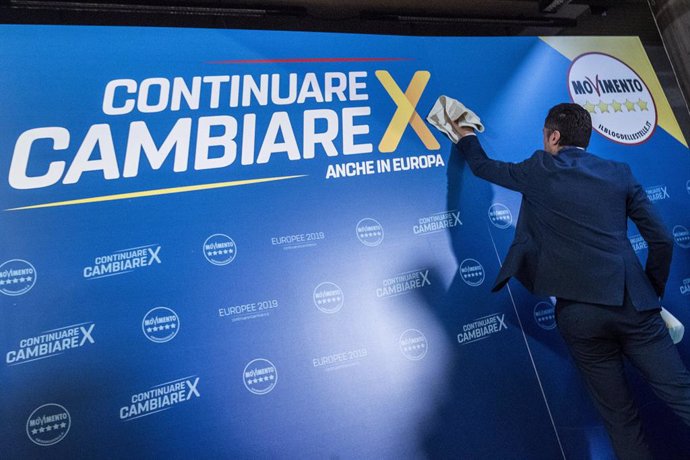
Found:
[412,141,617,459]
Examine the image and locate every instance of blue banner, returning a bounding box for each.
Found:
[1,25,689,459]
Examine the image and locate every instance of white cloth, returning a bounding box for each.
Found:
[661,307,684,344]
[426,95,485,144]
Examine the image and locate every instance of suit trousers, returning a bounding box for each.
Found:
[556,297,690,460]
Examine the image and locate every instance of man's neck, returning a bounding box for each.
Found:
[553,145,585,155]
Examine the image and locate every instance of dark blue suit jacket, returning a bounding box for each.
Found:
[457,135,674,311]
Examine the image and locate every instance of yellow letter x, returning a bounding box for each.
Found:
[376,70,440,153]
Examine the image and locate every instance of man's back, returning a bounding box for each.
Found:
[457,135,673,309]
[528,149,629,235]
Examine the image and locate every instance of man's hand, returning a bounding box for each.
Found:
[456,124,476,137]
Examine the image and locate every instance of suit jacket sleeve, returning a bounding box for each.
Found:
[625,165,674,297]
[457,135,535,193]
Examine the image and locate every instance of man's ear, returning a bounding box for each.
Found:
[551,130,561,146]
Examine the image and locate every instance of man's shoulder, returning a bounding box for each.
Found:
[586,151,631,169]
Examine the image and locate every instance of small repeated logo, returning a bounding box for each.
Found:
[356,218,384,247]
[399,329,428,361]
[218,299,279,323]
[680,278,690,296]
[569,52,656,145]
[6,322,95,366]
[0,259,36,296]
[459,259,485,287]
[271,231,326,250]
[413,210,461,235]
[376,269,430,298]
[458,313,507,345]
[203,234,237,265]
[243,359,277,395]
[142,307,179,343]
[120,376,200,421]
[673,225,690,248]
[629,234,647,253]
[645,185,670,202]
[83,244,161,279]
[312,347,368,372]
[313,282,344,314]
[534,302,556,330]
[488,203,513,229]
[26,403,70,446]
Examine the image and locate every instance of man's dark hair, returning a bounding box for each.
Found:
[544,103,592,148]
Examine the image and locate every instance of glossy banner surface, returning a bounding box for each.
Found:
[1,26,689,459]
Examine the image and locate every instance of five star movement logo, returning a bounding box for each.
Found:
[356,218,384,246]
[313,282,344,314]
[203,234,237,265]
[534,301,557,330]
[569,53,656,145]
[459,259,485,287]
[488,203,512,229]
[0,259,36,296]
[26,403,70,446]
[142,307,180,343]
[399,329,428,360]
[673,225,690,249]
[243,358,277,395]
